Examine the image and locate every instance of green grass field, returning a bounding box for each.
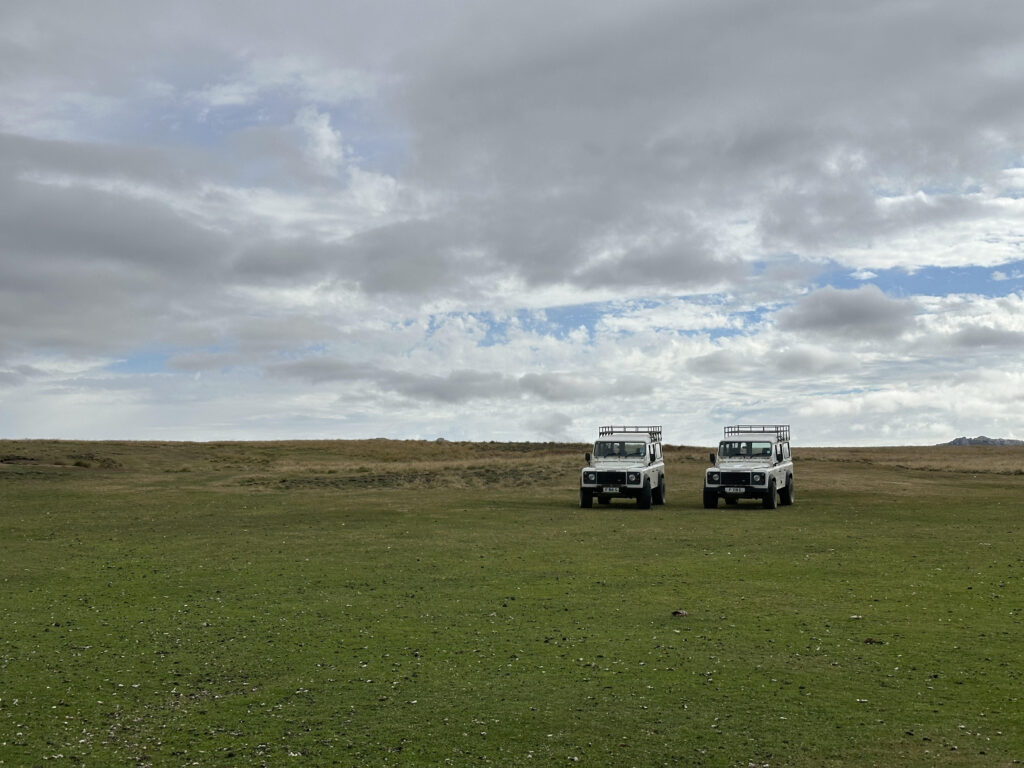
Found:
[1,440,1021,766]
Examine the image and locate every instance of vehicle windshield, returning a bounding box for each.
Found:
[719,440,773,458]
[594,440,647,459]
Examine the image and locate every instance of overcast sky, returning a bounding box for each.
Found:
[2,1,1024,446]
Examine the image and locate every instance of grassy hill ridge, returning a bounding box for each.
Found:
[2,438,1022,487]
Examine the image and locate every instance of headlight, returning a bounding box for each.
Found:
[752,472,765,484]
[585,472,596,483]
[627,472,640,484]
[708,472,720,484]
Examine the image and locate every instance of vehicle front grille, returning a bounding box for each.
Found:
[722,471,751,485]
[596,471,626,484]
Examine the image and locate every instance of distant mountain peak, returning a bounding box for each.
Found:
[939,436,1024,447]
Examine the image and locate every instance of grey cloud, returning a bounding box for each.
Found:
[232,239,338,284]
[0,174,225,276]
[519,372,629,402]
[762,184,997,252]
[266,358,365,384]
[335,220,492,295]
[166,314,391,374]
[232,316,342,353]
[775,285,919,340]
[771,347,850,377]
[0,168,231,358]
[167,351,239,373]
[688,345,847,378]
[0,372,21,387]
[0,133,189,186]
[267,358,631,405]
[523,411,576,441]
[388,370,516,403]
[266,358,510,401]
[949,325,1024,348]
[0,362,52,386]
[572,223,741,290]
[402,0,1024,271]
[233,219,498,296]
[687,350,743,376]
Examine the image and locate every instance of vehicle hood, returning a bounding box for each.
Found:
[715,458,773,471]
[590,458,647,470]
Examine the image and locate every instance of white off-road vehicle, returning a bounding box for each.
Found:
[703,425,794,509]
[580,426,666,509]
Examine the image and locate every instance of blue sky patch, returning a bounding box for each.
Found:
[817,262,1024,298]
[106,348,173,374]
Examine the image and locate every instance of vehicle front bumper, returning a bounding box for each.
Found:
[581,469,645,497]
[704,470,769,499]
[704,485,767,500]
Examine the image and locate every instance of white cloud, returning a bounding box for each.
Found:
[294,106,347,175]
[916,292,1024,334]
[596,298,746,335]
[991,268,1024,282]
[795,192,1024,273]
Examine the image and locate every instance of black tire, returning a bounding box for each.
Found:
[637,479,652,509]
[763,479,778,509]
[598,495,611,505]
[652,475,666,505]
[580,488,593,508]
[703,489,718,509]
[779,475,795,506]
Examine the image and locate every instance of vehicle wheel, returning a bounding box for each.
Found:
[763,479,778,509]
[580,488,593,508]
[598,495,611,505]
[779,475,795,506]
[702,489,718,509]
[637,479,652,509]
[652,475,666,505]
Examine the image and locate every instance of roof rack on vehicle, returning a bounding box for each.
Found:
[724,424,790,440]
[599,425,662,441]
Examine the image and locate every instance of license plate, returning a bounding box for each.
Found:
[725,487,745,494]
[602,486,619,494]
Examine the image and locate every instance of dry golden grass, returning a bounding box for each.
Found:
[3,439,1021,496]
[798,445,1024,475]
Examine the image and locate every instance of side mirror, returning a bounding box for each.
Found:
[585,452,591,465]
[709,452,716,464]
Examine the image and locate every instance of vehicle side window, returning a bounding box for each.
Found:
[783,443,791,460]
